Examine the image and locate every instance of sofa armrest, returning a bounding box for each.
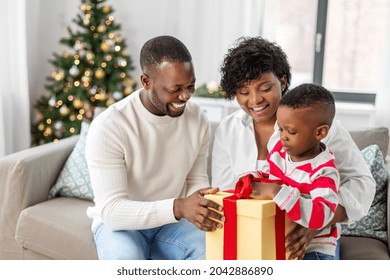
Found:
[0,136,79,206]
[0,136,78,259]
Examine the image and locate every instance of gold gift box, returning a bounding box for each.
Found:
[205,192,296,260]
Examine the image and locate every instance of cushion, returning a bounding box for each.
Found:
[16,197,97,259]
[48,122,93,201]
[349,127,389,157]
[341,144,388,243]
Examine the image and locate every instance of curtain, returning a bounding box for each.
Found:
[160,0,265,84]
[0,0,30,158]
[375,9,390,130]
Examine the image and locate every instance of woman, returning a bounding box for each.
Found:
[211,36,375,260]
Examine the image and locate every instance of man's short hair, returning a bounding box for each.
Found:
[279,83,336,126]
[140,35,192,73]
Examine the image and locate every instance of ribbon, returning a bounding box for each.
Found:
[222,174,286,260]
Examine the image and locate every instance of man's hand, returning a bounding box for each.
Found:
[285,225,318,260]
[173,187,226,231]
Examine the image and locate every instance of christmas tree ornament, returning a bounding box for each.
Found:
[97,24,106,33]
[102,5,111,13]
[113,91,123,100]
[73,98,83,109]
[100,41,110,52]
[106,97,115,106]
[54,121,63,130]
[69,65,80,77]
[86,51,94,59]
[60,105,70,116]
[79,50,86,58]
[38,123,45,131]
[44,127,53,136]
[90,86,97,95]
[48,97,56,107]
[94,68,105,79]
[117,57,127,67]
[81,75,91,83]
[124,86,133,95]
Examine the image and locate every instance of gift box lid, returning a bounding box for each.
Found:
[205,191,276,219]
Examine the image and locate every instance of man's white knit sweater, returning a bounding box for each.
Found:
[85,89,211,231]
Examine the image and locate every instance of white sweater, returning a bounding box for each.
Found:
[85,89,211,231]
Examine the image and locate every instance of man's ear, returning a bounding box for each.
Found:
[140,73,151,89]
[316,125,330,141]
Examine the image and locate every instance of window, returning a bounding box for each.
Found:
[262,0,390,104]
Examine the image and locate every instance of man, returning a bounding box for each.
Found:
[85,35,224,260]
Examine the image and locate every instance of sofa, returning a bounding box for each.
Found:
[0,123,389,260]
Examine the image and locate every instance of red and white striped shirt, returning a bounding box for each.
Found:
[252,140,340,256]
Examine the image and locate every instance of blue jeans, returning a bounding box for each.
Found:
[303,252,335,260]
[92,219,205,260]
[303,239,340,260]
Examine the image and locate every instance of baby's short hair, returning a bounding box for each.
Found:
[140,35,192,73]
[279,83,335,126]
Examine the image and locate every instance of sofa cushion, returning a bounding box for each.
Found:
[349,127,389,157]
[48,122,93,201]
[341,144,388,243]
[15,197,98,259]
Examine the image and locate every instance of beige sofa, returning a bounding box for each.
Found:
[0,125,389,260]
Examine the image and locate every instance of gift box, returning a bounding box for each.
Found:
[205,191,296,260]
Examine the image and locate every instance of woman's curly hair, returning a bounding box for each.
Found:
[220,36,291,100]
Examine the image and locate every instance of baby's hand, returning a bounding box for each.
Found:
[250,182,281,200]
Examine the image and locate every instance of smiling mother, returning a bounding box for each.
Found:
[211,36,375,260]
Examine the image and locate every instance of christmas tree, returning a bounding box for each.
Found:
[32,0,137,145]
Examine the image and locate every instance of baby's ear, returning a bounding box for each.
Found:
[316,125,330,141]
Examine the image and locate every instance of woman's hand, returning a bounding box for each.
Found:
[173,187,226,231]
[285,224,318,260]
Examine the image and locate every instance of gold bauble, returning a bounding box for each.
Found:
[124,86,133,95]
[51,70,57,79]
[52,70,65,81]
[95,68,105,79]
[38,123,45,131]
[102,6,111,13]
[81,75,90,83]
[97,24,106,33]
[99,92,107,100]
[73,98,83,109]
[44,127,52,136]
[100,41,110,52]
[60,105,70,116]
[106,98,115,106]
